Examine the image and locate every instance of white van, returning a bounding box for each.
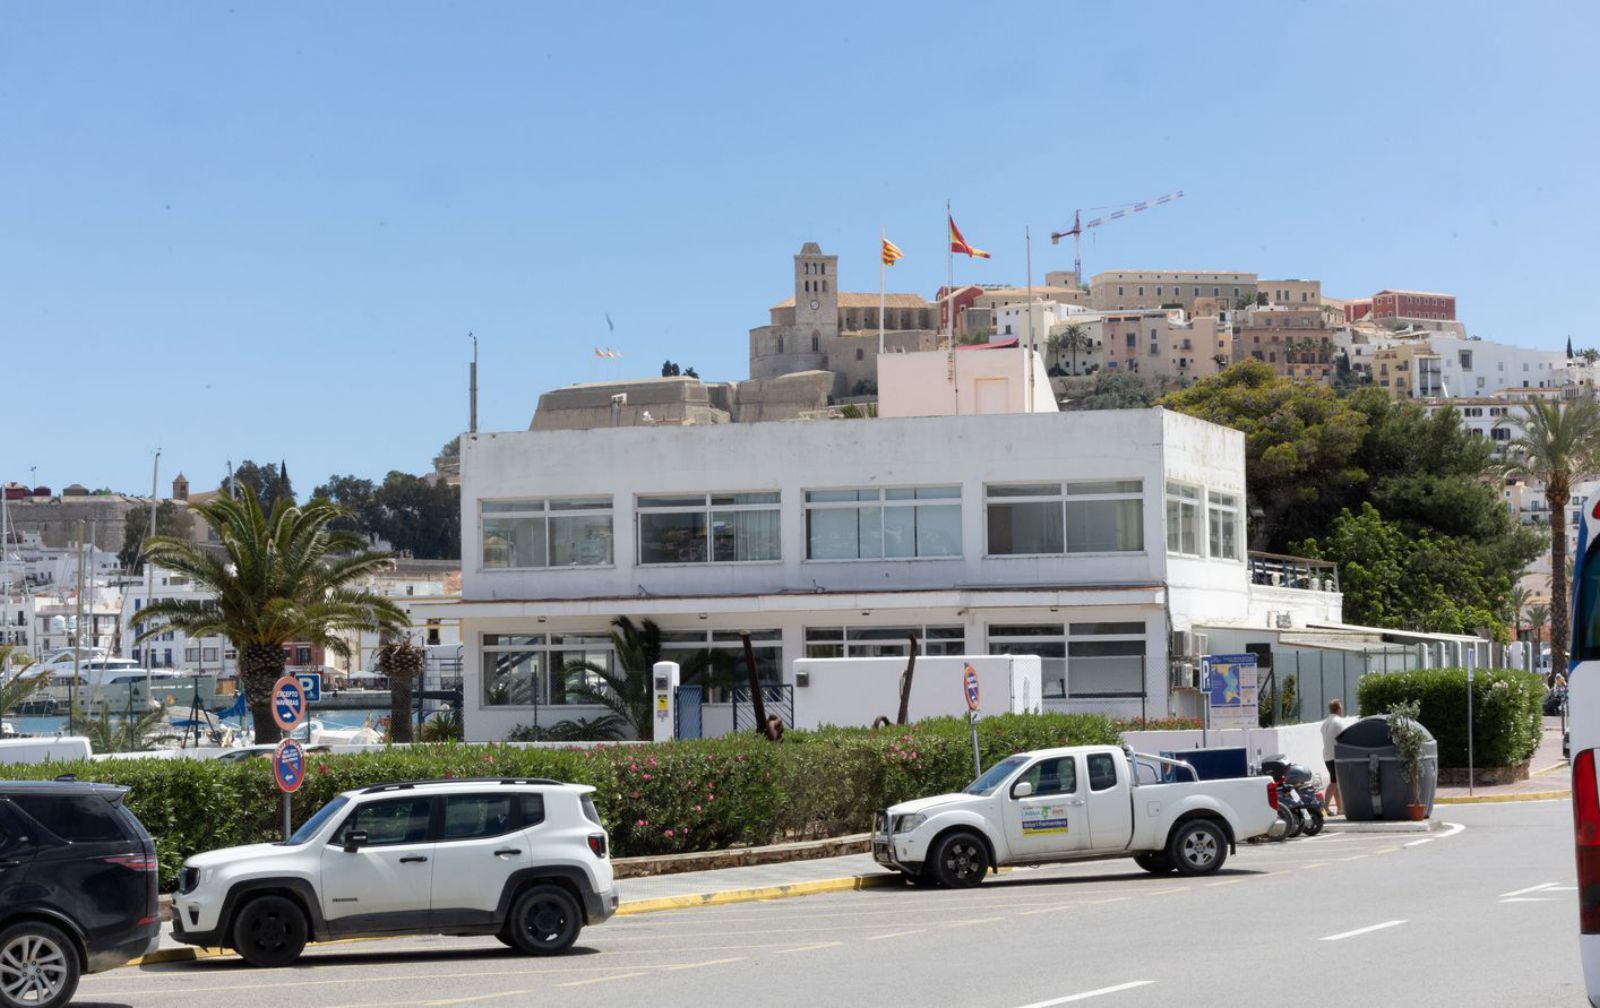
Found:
[0,735,94,765]
[1567,501,1600,1005]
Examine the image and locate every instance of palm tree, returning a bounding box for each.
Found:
[132,494,409,743]
[562,616,735,739]
[1526,603,1551,649]
[0,646,45,717]
[378,634,426,743]
[1507,585,1529,641]
[1506,397,1600,675]
[1053,324,1093,376]
[70,699,171,753]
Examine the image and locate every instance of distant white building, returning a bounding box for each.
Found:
[435,402,1349,742]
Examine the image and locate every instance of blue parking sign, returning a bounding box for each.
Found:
[296,671,322,703]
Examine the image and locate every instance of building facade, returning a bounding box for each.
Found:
[1089,271,1258,313]
[1372,289,1455,322]
[446,409,1260,741]
[1235,307,1334,382]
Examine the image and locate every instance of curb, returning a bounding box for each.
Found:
[615,872,900,916]
[1435,789,1570,805]
[612,833,872,880]
[1322,818,1435,834]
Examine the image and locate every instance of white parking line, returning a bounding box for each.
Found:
[1406,821,1466,846]
[1500,882,1559,898]
[1014,980,1157,1006]
[1320,920,1407,942]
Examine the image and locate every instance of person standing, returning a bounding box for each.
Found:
[1321,699,1356,816]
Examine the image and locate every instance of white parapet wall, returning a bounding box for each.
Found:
[791,654,1042,731]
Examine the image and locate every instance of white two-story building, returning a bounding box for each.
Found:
[445,407,1269,741]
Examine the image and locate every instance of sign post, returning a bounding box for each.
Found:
[271,676,309,840]
[1466,651,1475,798]
[963,663,982,778]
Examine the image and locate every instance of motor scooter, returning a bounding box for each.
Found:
[1261,755,1323,838]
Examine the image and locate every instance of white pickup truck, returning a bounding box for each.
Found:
[873,745,1281,887]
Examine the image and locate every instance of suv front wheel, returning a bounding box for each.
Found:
[0,921,79,1008]
[506,885,582,955]
[232,895,309,968]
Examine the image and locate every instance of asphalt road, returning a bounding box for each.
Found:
[77,801,1582,1008]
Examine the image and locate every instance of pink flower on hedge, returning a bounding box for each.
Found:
[635,819,648,827]
[444,771,455,779]
[693,804,702,812]
[664,828,675,838]
[316,764,330,775]
[649,757,658,768]
[642,773,651,781]
[629,763,639,772]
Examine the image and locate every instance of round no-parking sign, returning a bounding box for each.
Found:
[963,663,981,712]
[271,675,308,732]
[273,738,306,793]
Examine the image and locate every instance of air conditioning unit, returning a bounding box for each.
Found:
[1194,632,1209,661]
[1275,612,1293,629]
[1170,629,1195,659]
[1170,662,1200,690]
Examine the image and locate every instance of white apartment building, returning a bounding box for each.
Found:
[120,566,237,674]
[1381,335,1567,398]
[439,407,1338,742]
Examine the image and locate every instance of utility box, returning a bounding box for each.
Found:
[790,654,1043,731]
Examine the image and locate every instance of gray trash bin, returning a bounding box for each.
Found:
[1333,715,1439,821]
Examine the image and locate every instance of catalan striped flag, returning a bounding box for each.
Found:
[948,215,990,259]
[881,236,904,267]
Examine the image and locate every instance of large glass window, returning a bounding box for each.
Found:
[482,498,613,568]
[661,629,781,700]
[1165,482,1202,556]
[803,625,965,658]
[805,486,961,560]
[481,632,615,707]
[1208,491,1241,561]
[986,481,1143,555]
[638,492,780,564]
[988,621,1145,699]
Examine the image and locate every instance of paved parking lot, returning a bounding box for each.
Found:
[80,801,1581,1008]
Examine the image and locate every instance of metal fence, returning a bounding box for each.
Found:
[731,685,794,733]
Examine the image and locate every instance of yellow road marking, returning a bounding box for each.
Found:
[1206,878,1243,887]
[557,971,649,988]
[866,929,928,941]
[663,956,746,971]
[778,942,844,953]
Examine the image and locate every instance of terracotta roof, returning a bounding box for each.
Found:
[772,293,931,310]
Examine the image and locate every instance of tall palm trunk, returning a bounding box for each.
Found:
[1550,473,1572,679]
[381,639,424,743]
[241,643,287,744]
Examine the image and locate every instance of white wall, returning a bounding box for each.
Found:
[878,346,1057,417]
[790,654,1041,730]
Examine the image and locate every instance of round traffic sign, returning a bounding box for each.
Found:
[963,663,981,712]
[273,738,306,793]
[271,676,308,732]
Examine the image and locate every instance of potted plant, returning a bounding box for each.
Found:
[1388,699,1428,820]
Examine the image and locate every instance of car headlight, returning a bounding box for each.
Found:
[893,813,926,834]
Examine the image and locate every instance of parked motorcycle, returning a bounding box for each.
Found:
[1261,756,1324,838]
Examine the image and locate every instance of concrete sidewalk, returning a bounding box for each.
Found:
[1433,717,1569,804]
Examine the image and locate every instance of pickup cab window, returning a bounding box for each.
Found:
[1014,756,1077,797]
[965,755,1028,795]
[1087,753,1119,791]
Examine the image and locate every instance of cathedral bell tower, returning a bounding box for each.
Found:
[794,242,839,343]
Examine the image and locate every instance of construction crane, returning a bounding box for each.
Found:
[1050,190,1184,284]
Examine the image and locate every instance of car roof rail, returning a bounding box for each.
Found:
[358,777,564,794]
[53,774,78,782]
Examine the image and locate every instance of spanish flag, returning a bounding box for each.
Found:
[948,215,990,259]
[881,237,904,267]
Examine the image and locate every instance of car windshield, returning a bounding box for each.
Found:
[964,755,1028,795]
[285,795,349,845]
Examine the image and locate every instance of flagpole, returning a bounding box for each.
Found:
[946,200,957,413]
[879,228,886,356]
[1026,225,1035,413]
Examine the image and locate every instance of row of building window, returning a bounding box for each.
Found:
[481,482,1243,568]
[480,620,1148,707]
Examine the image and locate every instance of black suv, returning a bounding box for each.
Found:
[0,781,161,1008]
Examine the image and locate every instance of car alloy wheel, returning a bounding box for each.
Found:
[508,884,581,955]
[0,924,76,1008]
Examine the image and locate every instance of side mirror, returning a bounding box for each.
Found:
[1011,781,1034,799]
[343,831,369,854]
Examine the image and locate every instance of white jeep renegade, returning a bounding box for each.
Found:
[170,777,618,967]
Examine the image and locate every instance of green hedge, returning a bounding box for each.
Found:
[1356,667,1543,768]
[2,713,1127,890]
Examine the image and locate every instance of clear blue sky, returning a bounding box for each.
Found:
[4,1,1595,495]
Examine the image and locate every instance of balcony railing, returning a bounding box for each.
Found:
[1248,551,1340,593]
